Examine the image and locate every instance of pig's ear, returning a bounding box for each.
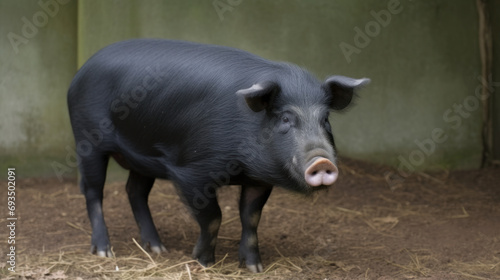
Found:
[323,76,370,110]
[236,81,280,112]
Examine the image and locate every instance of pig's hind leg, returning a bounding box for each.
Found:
[79,152,113,257]
[126,170,167,253]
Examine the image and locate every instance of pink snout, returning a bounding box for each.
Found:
[304,157,339,187]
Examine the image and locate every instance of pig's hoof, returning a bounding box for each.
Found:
[192,243,215,267]
[142,240,167,254]
[239,250,264,273]
[246,263,264,273]
[199,260,215,268]
[193,252,215,268]
[195,256,215,268]
[149,244,167,254]
[91,245,113,257]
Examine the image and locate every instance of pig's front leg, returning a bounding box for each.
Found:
[239,184,273,273]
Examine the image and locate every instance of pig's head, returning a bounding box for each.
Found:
[237,72,370,194]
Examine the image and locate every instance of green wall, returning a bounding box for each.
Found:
[0,0,77,178]
[1,0,498,179]
[492,0,500,161]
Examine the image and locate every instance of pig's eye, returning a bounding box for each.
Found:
[277,113,294,134]
[324,116,332,133]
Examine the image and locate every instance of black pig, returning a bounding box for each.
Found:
[67,39,369,273]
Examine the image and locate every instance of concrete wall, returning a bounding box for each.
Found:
[492,0,500,161]
[0,0,77,178]
[1,0,498,179]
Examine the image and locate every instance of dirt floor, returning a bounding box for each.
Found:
[1,158,499,279]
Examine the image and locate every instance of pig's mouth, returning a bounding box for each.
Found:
[304,156,339,189]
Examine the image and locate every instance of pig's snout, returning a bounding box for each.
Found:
[304,157,338,187]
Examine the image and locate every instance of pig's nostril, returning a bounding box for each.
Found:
[304,157,338,187]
